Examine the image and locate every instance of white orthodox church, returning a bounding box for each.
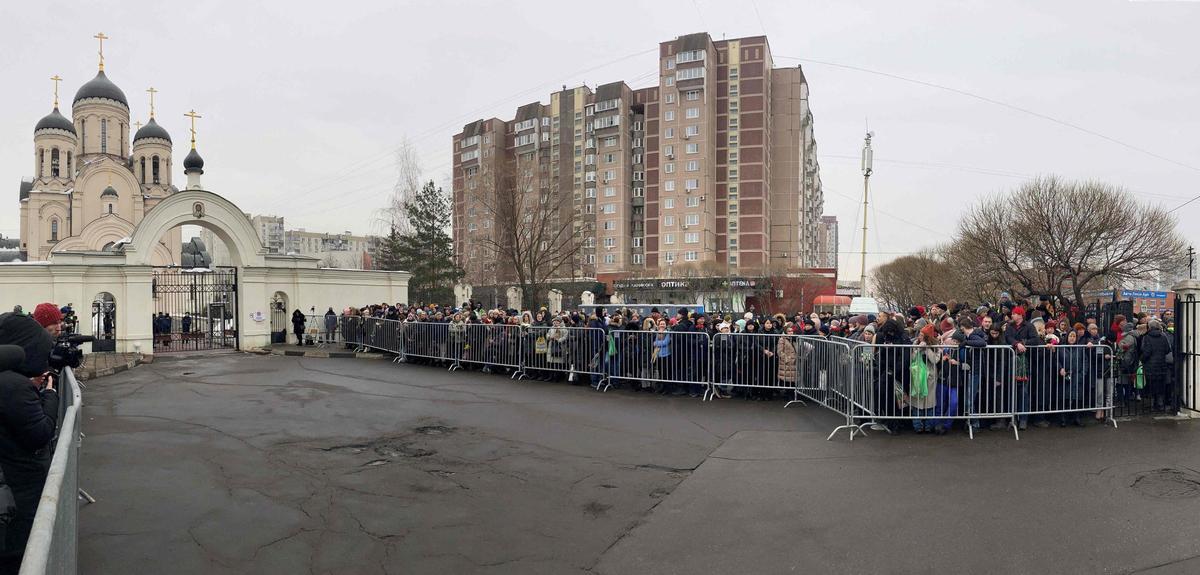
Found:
[18,41,198,265]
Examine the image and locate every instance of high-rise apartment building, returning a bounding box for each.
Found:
[818,215,838,269]
[452,32,826,300]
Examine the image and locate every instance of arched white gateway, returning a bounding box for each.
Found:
[123,189,267,268]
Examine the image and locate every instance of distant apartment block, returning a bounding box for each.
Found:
[818,215,838,269]
[452,32,826,289]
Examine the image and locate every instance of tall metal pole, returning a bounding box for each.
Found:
[859,132,874,295]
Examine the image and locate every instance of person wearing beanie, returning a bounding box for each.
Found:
[31,303,63,338]
[0,312,60,566]
[911,322,942,433]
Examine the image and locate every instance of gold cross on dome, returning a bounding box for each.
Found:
[50,75,62,107]
[147,87,158,118]
[94,32,109,71]
[134,121,143,131]
[184,109,202,148]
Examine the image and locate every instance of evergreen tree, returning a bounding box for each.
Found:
[395,181,463,304]
[374,225,405,271]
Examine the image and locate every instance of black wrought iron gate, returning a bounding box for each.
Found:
[151,266,239,352]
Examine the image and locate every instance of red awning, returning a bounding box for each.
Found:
[813,295,852,306]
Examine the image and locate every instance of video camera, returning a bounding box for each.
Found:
[49,333,94,372]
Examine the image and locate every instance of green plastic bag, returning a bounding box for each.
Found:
[1135,364,1145,390]
[910,353,929,399]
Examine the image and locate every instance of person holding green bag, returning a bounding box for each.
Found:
[910,324,942,433]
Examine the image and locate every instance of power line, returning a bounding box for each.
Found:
[774,55,1200,174]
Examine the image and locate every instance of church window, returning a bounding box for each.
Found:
[152,156,160,184]
[51,148,60,177]
[100,119,108,154]
[108,204,113,214]
[50,218,59,241]
[67,151,72,175]
[38,148,44,177]
[140,157,146,183]
[80,120,86,154]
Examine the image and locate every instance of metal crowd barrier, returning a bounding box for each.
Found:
[842,343,1020,440]
[20,366,82,575]
[608,330,710,394]
[316,317,1118,442]
[1016,344,1118,428]
[459,324,523,378]
[523,326,609,386]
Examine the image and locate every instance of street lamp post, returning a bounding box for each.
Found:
[859,131,874,296]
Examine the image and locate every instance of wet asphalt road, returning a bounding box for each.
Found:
[78,353,1200,574]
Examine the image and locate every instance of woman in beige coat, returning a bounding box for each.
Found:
[910,323,941,433]
[776,323,799,387]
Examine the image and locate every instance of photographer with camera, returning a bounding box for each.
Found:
[0,310,61,573]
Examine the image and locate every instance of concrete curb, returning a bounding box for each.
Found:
[79,356,142,381]
[263,347,386,360]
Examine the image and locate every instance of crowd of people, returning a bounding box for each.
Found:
[307,293,1179,436]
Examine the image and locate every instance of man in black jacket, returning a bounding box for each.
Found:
[1140,319,1174,412]
[1004,306,1042,429]
[0,312,60,572]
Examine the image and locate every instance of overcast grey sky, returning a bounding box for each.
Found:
[4,0,1198,277]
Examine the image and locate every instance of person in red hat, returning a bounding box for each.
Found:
[31,303,63,338]
[1004,305,1042,430]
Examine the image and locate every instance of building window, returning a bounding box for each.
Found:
[729,238,739,250]
[604,153,615,163]
[603,237,616,248]
[50,218,59,241]
[729,203,739,215]
[729,151,739,164]
[686,143,699,154]
[686,90,701,101]
[586,188,596,198]
[633,187,645,197]
[100,118,108,154]
[664,216,675,227]
[728,134,739,147]
[67,151,72,175]
[633,137,643,148]
[604,137,617,147]
[664,198,675,209]
[664,163,675,174]
[685,232,699,244]
[728,185,738,199]
[665,252,676,263]
[729,168,739,180]
[38,148,44,177]
[605,186,616,197]
[665,127,674,139]
[633,253,644,265]
[729,100,740,113]
[633,153,643,164]
[633,171,644,181]
[603,220,617,230]
[664,180,676,192]
[729,117,739,130]
[686,107,700,119]
[676,67,705,81]
[664,234,675,245]
[140,157,146,182]
[666,58,676,70]
[585,204,595,214]
[152,156,161,184]
[729,220,739,232]
[664,145,675,157]
[686,160,699,172]
[729,84,739,97]
[665,92,676,104]
[585,154,595,165]
[729,67,739,80]
[49,148,61,177]
[604,169,616,181]
[633,237,644,248]
[665,110,675,122]
[677,50,706,64]
[107,203,113,214]
[685,214,700,226]
[665,76,675,86]
[686,197,700,207]
[602,203,616,214]
[685,125,700,137]
[685,179,699,190]
[685,251,698,261]
[604,254,616,264]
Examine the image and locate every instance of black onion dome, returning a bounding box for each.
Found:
[133,117,171,143]
[34,107,76,135]
[73,70,128,107]
[101,185,118,197]
[183,148,204,172]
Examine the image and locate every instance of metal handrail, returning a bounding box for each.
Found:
[20,366,81,575]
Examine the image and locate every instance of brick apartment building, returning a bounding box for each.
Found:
[452,33,831,311]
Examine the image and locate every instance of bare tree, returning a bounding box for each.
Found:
[955,176,1187,311]
[474,157,583,308]
[374,140,423,236]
